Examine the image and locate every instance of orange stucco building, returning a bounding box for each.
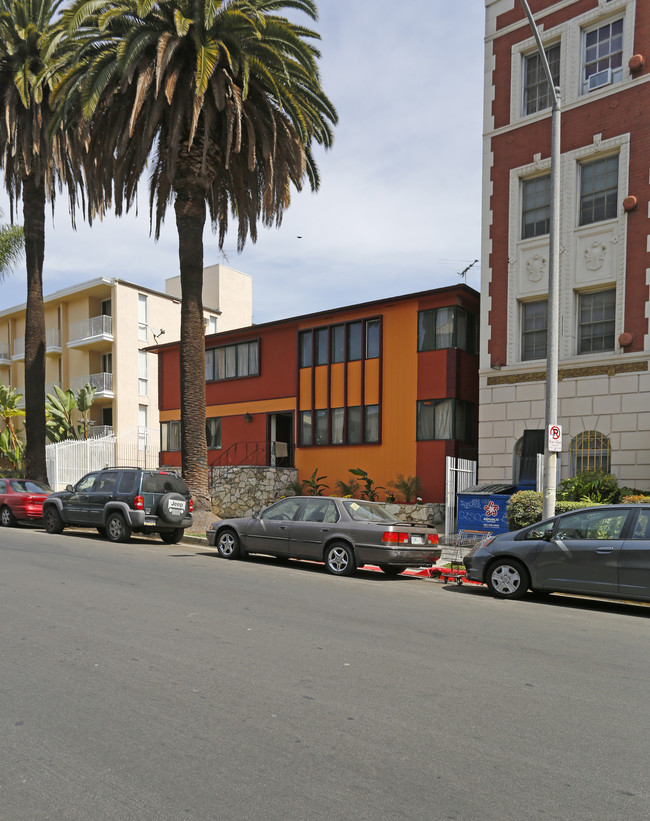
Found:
[155,285,479,503]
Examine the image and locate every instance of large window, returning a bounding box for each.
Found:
[523,44,560,115]
[522,175,551,239]
[365,320,380,359]
[138,350,148,396]
[161,420,180,452]
[578,290,615,354]
[579,156,618,225]
[347,322,362,361]
[206,417,221,449]
[300,406,379,446]
[522,300,548,361]
[206,340,259,381]
[299,319,380,367]
[416,399,475,442]
[138,294,148,341]
[570,430,611,476]
[418,307,476,352]
[582,18,623,94]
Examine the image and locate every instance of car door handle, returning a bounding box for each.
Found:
[279,525,288,530]
[320,528,330,533]
[596,546,614,553]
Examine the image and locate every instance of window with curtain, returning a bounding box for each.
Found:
[331,408,344,444]
[418,307,476,352]
[347,406,362,443]
[315,409,328,445]
[364,405,379,442]
[206,417,221,449]
[206,340,260,381]
[417,399,475,441]
[300,411,312,446]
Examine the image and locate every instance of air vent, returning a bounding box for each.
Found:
[588,67,613,91]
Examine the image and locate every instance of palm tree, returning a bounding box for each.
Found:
[57,0,336,508]
[0,0,85,482]
[0,207,24,275]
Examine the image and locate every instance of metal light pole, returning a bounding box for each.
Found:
[519,0,561,520]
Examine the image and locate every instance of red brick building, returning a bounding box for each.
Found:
[155,285,479,503]
[480,0,650,489]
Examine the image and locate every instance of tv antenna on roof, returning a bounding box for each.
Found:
[458,259,479,283]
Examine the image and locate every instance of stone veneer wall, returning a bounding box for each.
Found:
[210,465,446,527]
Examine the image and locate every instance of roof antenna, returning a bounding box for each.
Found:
[458,259,479,283]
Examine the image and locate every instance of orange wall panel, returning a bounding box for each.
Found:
[330,363,345,407]
[313,366,329,409]
[346,361,362,406]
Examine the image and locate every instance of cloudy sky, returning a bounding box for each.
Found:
[0,0,485,326]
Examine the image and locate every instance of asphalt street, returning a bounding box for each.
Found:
[1,526,649,821]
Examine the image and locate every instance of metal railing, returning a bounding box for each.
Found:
[0,343,9,362]
[69,314,112,343]
[70,372,113,394]
[12,337,24,357]
[46,328,62,349]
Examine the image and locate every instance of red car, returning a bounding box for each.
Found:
[0,478,53,527]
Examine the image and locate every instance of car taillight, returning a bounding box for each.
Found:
[382,532,410,544]
[428,534,439,545]
[188,499,194,513]
[134,495,144,510]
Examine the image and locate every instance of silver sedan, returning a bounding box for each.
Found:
[207,496,441,576]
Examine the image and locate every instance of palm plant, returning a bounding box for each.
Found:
[55,0,337,509]
[0,0,85,482]
[0,383,26,469]
[0,207,24,274]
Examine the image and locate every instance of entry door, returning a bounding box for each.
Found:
[269,413,293,467]
[536,508,630,596]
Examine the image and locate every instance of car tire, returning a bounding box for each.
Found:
[379,564,406,577]
[1,505,17,527]
[216,527,241,559]
[160,528,184,544]
[43,506,64,534]
[106,512,132,543]
[486,558,529,600]
[324,542,356,576]
[157,493,188,524]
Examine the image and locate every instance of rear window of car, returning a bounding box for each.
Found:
[10,480,53,493]
[342,500,399,522]
[142,472,189,495]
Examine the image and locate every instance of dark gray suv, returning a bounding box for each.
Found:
[42,468,193,544]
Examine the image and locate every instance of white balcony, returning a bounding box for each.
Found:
[68,315,113,350]
[70,371,113,399]
[89,425,114,438]
[12,337,24,360]
[46,328,62,355]
[0,344,10,365]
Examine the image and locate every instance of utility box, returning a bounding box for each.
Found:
[457,483,516,535]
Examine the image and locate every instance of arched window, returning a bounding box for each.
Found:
[570,431,611,477]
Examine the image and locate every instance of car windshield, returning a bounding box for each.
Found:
[142,472,189,495]
[342,499,400,523]
[9,480,52,494]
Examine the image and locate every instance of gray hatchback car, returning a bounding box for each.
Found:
[207,496,441,576]
[464,503,650,602]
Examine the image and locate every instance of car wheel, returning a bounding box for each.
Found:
[43,506,64,534]
[324,542,356,576]
[0,505,17,527]
[379,564,407,577]
[486,558,529,600]
[216,528,241,559]
[106,512,132,543]
[160,528,184,544]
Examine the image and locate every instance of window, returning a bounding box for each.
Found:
[138,294,148,341]
[331,408,344,444]
[582,18,623,94]
[261,498,302,521]
[300,411,312,446]
[578,290,615,354]
[205,315,218,335]
[206,417,221,449]
[138,350,148,395]
[138,405,148,449]
[314,409,328,445]
[522,300,548,361]
[365,320,380,359]
[570,431,611,476]
[75,472,99,492]
[523,44,560,115]
[364,404,379,443]
[299,331,312,368]
[300,499,339,524]
[579,156,618,225]
[331,325,345,363]
[417,399,475,441]
[347,323,362,361]
[206,340,259,380]
[315,328,328,366]
[522,175,551,238]
[161,420,181,451]
[102,353,112,374]
[418,307,476,352]
[347,406,362,444]
[555,508,627,541]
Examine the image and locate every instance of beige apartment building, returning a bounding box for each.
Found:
[0,264,252,441]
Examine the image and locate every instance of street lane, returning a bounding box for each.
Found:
[1,526,649,820]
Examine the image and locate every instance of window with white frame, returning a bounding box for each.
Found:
[138,405,148,449]
[579,155,618,225]
[138,349,148,395]
[582,17,623,94]
[523,44,560,116]
[205,315,218,335]
[578,289,615,354]
[138,294,148,341]
[522,175,551,239]
[521,300,548,361]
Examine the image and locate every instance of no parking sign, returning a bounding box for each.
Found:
[548,424,562,452]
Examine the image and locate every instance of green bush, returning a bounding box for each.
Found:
[621,494,650,504]
[506,490,600,530]
[556,472,621,504]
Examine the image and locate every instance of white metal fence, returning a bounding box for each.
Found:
[444,456,477,540]
[46,426,160,490]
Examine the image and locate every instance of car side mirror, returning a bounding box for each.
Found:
[66,484,74,492]
[543,528,554,541]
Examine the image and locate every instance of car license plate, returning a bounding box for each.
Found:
[410,534,425,545]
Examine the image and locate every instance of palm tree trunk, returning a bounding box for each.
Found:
[22,175,48,483]
[174,191,210,511]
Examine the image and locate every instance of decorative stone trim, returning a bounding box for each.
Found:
[487,359,648,385]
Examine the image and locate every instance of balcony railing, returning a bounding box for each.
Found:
[68,315,113,346]
[46,328,62,352]
[0,343,9,364]
[70,372,113,395]
[12,337,24,359]
[89,425,114,438]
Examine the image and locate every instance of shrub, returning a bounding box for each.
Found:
[387,474,422,504]
[506,491,600,530]
[335,478,360,498]
[556,472,621,504]
[348,468,384,501]
[621,494,650,504]
[302,469,329,496]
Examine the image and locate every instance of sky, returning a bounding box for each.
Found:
[0,0,486,326]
